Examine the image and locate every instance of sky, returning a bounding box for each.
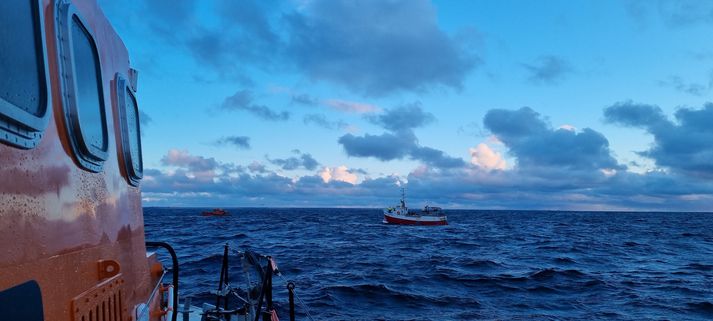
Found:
[98,0,713,210]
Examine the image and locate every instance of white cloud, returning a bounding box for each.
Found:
[324,99,380,113]
[601,168,617,177]
[469,143,506,170]
[319,165,358,184]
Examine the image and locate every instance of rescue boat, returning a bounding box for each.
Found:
[383,189,448,225]
[0,1,301,320]
[202,208,229,216]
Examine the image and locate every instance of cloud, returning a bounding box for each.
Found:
[161,149,221,175]
[657,72,713,96]
[410,146,466,168]
[268,151,320,170]
[366,102,435,132]
[484,107,622,172]
[143,150,404,206]
[303,114,348,130]
[338,104,465,168]
[402,163,713,211]
[143,99,713,210]
[221,89,253,109]
[106,0,478,96]
[99,0,278,82]
[143,169,291,199]
[656,0,713,27]
[521,55,572,84]
[142,0,198,43]
[324,99,380,113]
[469,143,506,170]
[142,144,713,210]
[319,165,358,184]
[457,122,486,138]
[238,104,289,121]
[284,0,478,96]
[186,0,281,79]
[292,93,382,117]
[602,101,668,127]
[338,131,415,161]
[291,93,320,106]
[626,0,713,28]
[139,110,153,126]
[215,136,251,149]
[294,94,379,116]
[604,101,713,178]
[221,89,290,121]
[248,161,268,173]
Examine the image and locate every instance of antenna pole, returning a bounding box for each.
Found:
[400,187,406,208]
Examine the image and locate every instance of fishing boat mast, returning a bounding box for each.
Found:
[400,187,407,209]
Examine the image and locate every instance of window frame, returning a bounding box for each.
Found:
[115,74,144,186]
[55,1,109,172]
[0,0,52,149]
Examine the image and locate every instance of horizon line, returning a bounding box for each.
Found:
[141,206,713,214]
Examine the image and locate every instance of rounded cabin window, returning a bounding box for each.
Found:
[56,2,109,172]
[115,74,143,186]
[0,0,51,149]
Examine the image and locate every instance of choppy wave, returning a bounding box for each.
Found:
[144,208,713,320]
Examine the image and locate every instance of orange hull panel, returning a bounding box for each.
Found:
[0,1,161,320]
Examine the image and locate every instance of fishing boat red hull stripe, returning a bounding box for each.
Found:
[383,214,448,226]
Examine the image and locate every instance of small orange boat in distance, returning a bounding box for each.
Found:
[201,208,229,216]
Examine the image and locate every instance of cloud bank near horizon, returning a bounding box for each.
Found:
[142,105,713,211]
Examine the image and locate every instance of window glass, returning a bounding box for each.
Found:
[56,5,108,171]
[0,0,45,117]
[125,88,143,176]
[71,15,107,152]
[0,0,50,148]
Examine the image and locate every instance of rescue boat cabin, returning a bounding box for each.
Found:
[0,1,172,320]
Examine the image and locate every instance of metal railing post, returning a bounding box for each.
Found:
[287,282,295,321]
[145,241,179,321]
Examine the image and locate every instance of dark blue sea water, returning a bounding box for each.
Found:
[143,208,713,320]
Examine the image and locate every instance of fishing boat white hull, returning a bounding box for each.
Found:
[382,189,448,225]
[383,211,448,225]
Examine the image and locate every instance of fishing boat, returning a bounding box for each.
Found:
[383,189,448,225]
[0,1,305,320]
[202,208,229,216]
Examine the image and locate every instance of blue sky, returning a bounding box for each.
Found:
[99,0,713,210]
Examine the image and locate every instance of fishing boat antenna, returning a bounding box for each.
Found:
[400,187,406,208]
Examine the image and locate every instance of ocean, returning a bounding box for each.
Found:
[143,208,713,320]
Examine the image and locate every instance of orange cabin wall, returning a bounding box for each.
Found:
[0,1,160,320]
